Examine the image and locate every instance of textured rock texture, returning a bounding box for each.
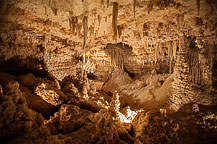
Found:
[34,82,67,106]
[0,0,216,81]
[0,71,216,143]
[0,0,217,143]
[0,81,43,141]
[102,67,132,93]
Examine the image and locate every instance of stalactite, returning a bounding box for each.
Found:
[195,56,198,84]
[160,43,164,62]
[49,0,52,6]
[170,41,173,61]
[197,57,199,84]
[98,15,101,25]
[168,44,171,73]
[154,44,157,64]
[107,0,110,8]
[169,60,173,74]
[148,0,154,14]
[197,61,200,84]
[190,54,193,82]
[118,48,120,68]
[157,44,159,62]
[117,25,122,38]
[83,16,88,49]
[173,40,177,60]
[51,7,57,15]
[77,23,82,36]
[101,0,104,6]
[133,0,136,18]
[82,15,88,80]
[69,13,78,35]
[198,63,201,84]
[193,55,196,83]
[112,2,118,41]
[168,43,171,63]
[196,0,200,15]
[89,25,94,36]
[201,69,204,85]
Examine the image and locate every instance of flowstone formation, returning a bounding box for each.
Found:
[1,0,217,143]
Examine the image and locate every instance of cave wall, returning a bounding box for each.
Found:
[0,0,217,110]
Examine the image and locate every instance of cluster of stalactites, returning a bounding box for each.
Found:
[143,38,179,73]
[153,40,178,61]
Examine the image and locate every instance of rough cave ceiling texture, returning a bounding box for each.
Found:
[0,0,217,109]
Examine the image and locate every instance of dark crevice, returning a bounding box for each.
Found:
[123,66,136,79]
[44,106,60,120]
[212,60,217,89]
[58,123,85,134]
[87,73,98,80]
[0,56,54,80]
[71,101,101,113]
[1,132,20,144]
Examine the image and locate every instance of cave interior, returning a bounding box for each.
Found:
[0,0,217,143]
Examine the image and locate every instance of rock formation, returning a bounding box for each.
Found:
[0,0,217,143]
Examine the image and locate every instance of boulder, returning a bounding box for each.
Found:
[119,74,173,111]
[0,81,42,139]
[44,104,91,134]
[34,82,67,106]
[17,73,38,89]
[62,83,79,95]
[102,68,132,93]
[19,85,55,117]
[0,72,17,85]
